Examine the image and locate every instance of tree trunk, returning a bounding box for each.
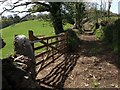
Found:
[75,3,81,30]
[50,3,64,35]
[74,2,85,33]
[108,1,112,19]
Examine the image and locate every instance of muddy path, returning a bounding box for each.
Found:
[36,33,119,89]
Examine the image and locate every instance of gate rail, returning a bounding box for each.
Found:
[29,30,68,74]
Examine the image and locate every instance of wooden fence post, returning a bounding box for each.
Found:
[29,30,34,51]
[65,32,69,52]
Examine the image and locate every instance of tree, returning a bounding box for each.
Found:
[107,0,112,19]
[13,14,21,23]
[7,15,14,25]
[30,2,64,34]
[49,2,64,34]
[75,2,86,31]
[61,2,76,24]
[61,2,86,31]
[0,1,64,35]
[0,16,14,28]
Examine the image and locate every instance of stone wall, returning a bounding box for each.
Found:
[2,55,39,89]
[2,35,40,89]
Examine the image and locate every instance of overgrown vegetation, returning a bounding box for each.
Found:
[94,19,120,54]
[66,29,80,52]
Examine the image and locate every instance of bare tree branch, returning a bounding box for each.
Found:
[0,0,6,4]
[20,13,32,21]
[0,1,50,15]
[13,0,23,5]
[9,10,31,14]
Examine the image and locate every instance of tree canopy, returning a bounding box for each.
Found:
[0,0,114,34]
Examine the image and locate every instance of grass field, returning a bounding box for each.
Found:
[0,20,73,59]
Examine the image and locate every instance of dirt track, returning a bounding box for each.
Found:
[64,34,119,88]
[36,34,119,89]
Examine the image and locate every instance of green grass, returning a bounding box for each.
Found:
[0,20,72,58]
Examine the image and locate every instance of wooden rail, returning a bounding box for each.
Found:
[29,30,68,74]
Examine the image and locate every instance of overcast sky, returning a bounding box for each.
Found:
[0,0,120,17]
[110,0,120,14]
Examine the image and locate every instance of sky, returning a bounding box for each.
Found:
[0,0,120,17]
[110,0,120,14]
[90,0,120,14]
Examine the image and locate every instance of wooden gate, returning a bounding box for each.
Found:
[29,30,68,75]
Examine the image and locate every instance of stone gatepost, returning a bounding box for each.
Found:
[14,35,36,81]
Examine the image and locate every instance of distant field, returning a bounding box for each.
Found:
[0,20,73,58]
